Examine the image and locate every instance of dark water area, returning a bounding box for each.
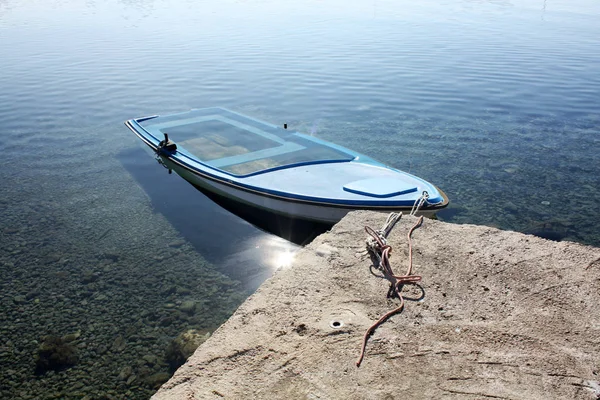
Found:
[118,147,298,291]
[1,0,599,398]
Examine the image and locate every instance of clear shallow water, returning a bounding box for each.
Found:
[1,0,599,397]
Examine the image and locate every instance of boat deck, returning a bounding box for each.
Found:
[138,108,355,177]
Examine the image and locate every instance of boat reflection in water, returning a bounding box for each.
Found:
[188,179,333,246]
[118,146,305,292]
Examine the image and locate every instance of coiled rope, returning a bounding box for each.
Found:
[356,211,424,367]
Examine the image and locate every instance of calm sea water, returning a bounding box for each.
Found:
[1,0,599,397]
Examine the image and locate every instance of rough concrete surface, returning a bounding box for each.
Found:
[152,211,600,399]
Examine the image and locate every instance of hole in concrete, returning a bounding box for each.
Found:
[330,320,343,329]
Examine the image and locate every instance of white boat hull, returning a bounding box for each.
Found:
[163,158,438,224]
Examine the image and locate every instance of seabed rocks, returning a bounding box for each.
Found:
[152,211,600,400]
[0,154,248,399]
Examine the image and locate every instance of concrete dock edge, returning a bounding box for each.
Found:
[153,211,600,399]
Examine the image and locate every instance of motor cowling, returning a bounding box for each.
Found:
[158,133,177,153]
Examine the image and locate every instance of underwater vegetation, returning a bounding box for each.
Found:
[35,334,79,375]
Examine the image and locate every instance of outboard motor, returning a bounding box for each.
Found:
[157,133,177,154]
[155,133,177,174]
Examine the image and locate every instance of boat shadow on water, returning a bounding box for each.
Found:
[117,147,327,289]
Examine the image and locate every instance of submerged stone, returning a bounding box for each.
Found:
[165,329,210,372]
[145,372,171,389]
[118,365,133,381]
[111,335,126,352]
[179,300,196,315]
[61,330,81,343]
[81,270,99,284]
[35,336,78,374]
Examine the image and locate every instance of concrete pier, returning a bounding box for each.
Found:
[152,211,600,399]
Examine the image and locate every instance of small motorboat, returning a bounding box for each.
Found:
[125,107,448,224]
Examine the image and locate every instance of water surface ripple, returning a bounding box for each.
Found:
[0,0,599,397]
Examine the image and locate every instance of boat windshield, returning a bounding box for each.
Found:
[138,108,355,176]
